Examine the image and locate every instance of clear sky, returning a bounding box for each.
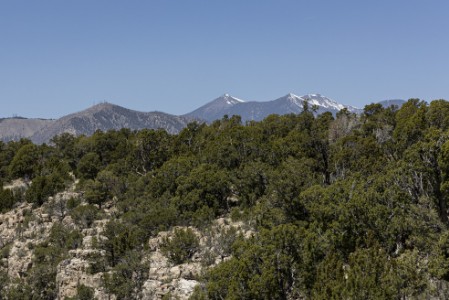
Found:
[1,0,448,119]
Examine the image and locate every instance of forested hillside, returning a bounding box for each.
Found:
[2,99,449,299]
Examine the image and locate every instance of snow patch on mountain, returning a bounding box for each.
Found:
[223,94,245,105]
[283,93,357,112]
[302,94,347,111]
[285,93,303,107]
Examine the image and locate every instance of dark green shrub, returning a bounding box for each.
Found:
[70,204,99,228]
[66,284,95,300]
[161,228,199,264]
[67,196,81,210]
[103,221,146,267]
[103,250,149,299]
[25,175,65,206]
[77,152,101,180]
[0,188,16,212]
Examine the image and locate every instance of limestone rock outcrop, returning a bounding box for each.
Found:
[0,186,253,300]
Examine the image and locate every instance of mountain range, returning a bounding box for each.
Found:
[0,94,405,144]
[184,93,362,123]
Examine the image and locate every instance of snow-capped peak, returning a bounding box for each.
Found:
[285,93,304,107]
[222,93,245,105]
[282,93,359,112]
[301,94,346,111]
[286,93,302,99]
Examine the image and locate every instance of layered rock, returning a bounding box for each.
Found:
[0,184,253,300]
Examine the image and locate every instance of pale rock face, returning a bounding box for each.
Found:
[7,241,33,278]
[0,188,111,300]
[177,279,199,297]
[142,280,159,299]
[56,256,109,300]
[1,183,254,300]
[56,258,90,298]
[141,219,254,299]
[55,215,109,300]
[0,202,53,279]
[3,179,30,191]
[145,232,202,299]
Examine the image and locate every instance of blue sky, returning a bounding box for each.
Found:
[1,0,448,118]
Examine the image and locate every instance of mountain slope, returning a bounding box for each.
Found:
[30,103,194,144]
[185,94,245,122]
[0,95,407,144]
[0,117,55,142]
[186,93,361,123]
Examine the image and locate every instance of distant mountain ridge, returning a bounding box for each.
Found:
[184,93,362,123]
[185,94,245,122]
[0,95,406,144]
[28,102,194,144]
[0,118,55,143]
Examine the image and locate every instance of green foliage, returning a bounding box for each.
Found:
[393,98,428,152]
[0,139,31,180]
[87,252,108,274]
[1,243,12,259]
[77,152,101,180]
[83,179,110,208]
[8,143,39,179]
[131,129,173,175]
[3,99,449,298]
[27,263,59,299]
[134,199,177,236]
[0,269,8,296]
[51,133,76,160]
[161,228,200,264]
[103,250,148,300]
[22,223,83,299]
[70,204,99,228]
[67,196,81,209]
[48,222,83,250]
[66,284,95,300]
[198,224,305,299]
[211,226,239,259]
[103,220,146,267]
[25,174,66,206]
[174,164,231,225]
[427,99,449,130]
[144,155,195,198]
[233,161,270,207]
[3,279,33,300]
[0,187,17,212]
